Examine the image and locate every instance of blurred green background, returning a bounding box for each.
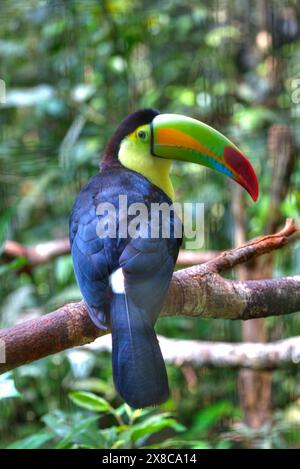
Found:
[0,0,299,449]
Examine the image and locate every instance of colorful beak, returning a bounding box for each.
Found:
[151,114,259,202]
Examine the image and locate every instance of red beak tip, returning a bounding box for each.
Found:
[251,187,259,202]
[223,146,259,203]
[253,184,259,202]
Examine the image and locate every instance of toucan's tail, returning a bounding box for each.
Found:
[110,292,169,408]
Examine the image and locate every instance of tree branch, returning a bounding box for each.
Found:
[2,239,218,267]
[0,219,298,374]
[84,334,300,370]
[2,239,70,266]
[204,218,296,273]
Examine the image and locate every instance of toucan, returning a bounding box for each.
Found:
[70,109,258,408]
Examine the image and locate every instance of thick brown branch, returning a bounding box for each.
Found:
[0,302,97,372]
[0,220,298,374]
[0,274,299,373]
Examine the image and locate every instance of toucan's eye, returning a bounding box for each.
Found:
[137,129,148,141]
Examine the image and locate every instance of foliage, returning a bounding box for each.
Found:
[3,381,237,449]
[0,0,299,449]
[6,388,186,449]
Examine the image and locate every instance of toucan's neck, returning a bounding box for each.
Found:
[117,138,175,201]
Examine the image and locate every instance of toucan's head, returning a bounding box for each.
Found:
[102,108,259,202]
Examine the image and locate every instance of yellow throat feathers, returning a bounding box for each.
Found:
[118,136,175,201]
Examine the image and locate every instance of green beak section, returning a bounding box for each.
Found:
[151,114,259,201]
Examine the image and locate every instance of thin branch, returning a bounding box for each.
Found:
[0,220,298,374]
[176,249,219,265]
[204,218,296,273]
[84,334,300,370]
[2,239,218,267]
[2,239,70,266]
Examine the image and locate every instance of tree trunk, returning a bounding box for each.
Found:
[235,124,295,429]
[238,257,273,429]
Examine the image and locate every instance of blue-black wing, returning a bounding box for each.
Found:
[69,179,110,329]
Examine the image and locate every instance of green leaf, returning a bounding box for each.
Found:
[130,414,185,443]
[7,432,55,449]
[188,401,233,437]
[0,205,15,252]
[54,415,100,449]
[42,410,103,449]
[233,106,277,132]
[148,438,210,449]
[0,257,28,276]
[205,25,240,47]
[42,410,74,438]
[69,391,112,413]
[111,439,127,449]
[55,255,74,285]
[216,440,232,449]
[190,441,211,449]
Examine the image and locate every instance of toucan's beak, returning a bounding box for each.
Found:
[151,114,259,202]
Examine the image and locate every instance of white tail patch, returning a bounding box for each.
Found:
[110,268,125,294]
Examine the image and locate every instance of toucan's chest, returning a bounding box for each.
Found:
[93,167,173,208]
[70,168,182,266]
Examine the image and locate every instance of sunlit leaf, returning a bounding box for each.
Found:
[0,206,15,252]
[69,391,112,413]
[187,401,234,437]
[0,257,28,276]
[6,432,55,449]
[130,414,185,443]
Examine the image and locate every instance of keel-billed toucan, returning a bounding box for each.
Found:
[70,109,258,408]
